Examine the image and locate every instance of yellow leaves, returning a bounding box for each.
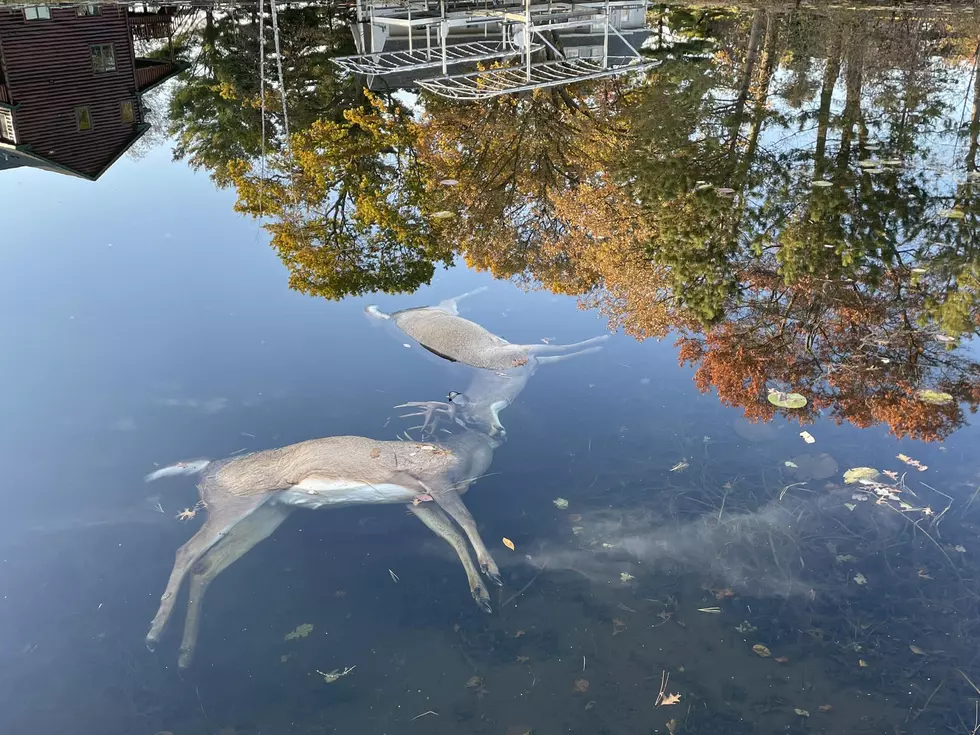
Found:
[502,537,516,551]
[844,467,880,484]
[896,453,928,472]
[659,693,682,706]
[752,644,772,657]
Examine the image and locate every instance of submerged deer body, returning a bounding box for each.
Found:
[147,299,607,668]
[366,287,608,371]
[146,429,501,668]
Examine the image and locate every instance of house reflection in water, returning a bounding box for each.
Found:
[0,4,180,180]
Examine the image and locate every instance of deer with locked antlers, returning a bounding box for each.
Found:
[366,286,609,370]
[146,429,502,668]
[145,298,606,668]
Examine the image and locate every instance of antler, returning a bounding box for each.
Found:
[394,400,458,438]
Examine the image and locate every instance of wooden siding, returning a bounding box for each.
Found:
[135,61,176,91]
[128,12,173,42]
[0,6,142,179]
[0,83,9,104]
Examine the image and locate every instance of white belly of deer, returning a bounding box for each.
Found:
[278,478,418,509]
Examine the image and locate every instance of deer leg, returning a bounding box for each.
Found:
[527,335,609,354]
[422,485,502,587]
[535,345,605,365]
[177,504,292,668]
[436,286,488,315]
[146,494,270,651]
[409,502,491,613]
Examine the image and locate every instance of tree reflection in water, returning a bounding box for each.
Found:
[168,3,980,441]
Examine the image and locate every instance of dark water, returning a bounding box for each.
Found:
[2,2,980,734]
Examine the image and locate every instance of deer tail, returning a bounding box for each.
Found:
[364,305,391,321]
[145,459,211,483]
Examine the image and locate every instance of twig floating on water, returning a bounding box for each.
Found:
[389,569,399,583]
[501,562,548,607]
[410,711,438,721]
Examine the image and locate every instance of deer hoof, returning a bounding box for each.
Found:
[480,559,503,586]
[472,585,491,613]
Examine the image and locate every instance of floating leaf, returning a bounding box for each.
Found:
[670,459,689,472]
[466,675,483,688]
[620,572,635,582]
[897,453,928,471]
[909,645,926,655]
[954,545,967,553]
[431,210,456,219]
[698,607,722,614]
[660,693,682,706]
[916,389,953,406]
[858,659,868,668]
[775,656,790,663]
[844,467,880,484]
[818,704,833,712]
[836,554,857,562]
[883,470,899,481]
[502,537,515,551]
[716,187,735,196]
[784,461,799,468]
[553,497,569,509]
[284,623,314,641]
[844,503,857,511]
[439,178,459,186]
[768,389,808,409]
[939,208,966,220]
[853,573,867,585]
[812,180,833,187]
[795,709,810,717]
[752,644,772,658]
[799,431,816,444]
[573,678,590,693]
[911,267,928,274]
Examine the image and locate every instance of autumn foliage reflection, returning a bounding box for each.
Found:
[169,3,980,441]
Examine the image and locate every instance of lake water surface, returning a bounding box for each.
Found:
[2,2,980,734]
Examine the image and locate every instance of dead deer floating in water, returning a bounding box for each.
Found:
[145,304,606,668]
[366,287,609,371]
[145,429,502,668]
